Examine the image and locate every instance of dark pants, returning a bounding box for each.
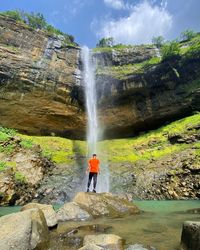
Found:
[87,172,98,190]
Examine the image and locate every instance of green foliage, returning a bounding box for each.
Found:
[0,162,7,172]
[97,56,161,79]
[20,135,86,164]
[185,39,200,58]
[1,10,75,45]
[14,171,26,183]
[180,29,197,41]
[0,127,17,137]
[20,139,33,149]
[23,12,46,29]
[0,144,14,154]
[99,113,200,163]
[1,10,23,21]
[161,41,180,61]
[0,132,10,142]
[96,37,114,47]
[152,36,165,48]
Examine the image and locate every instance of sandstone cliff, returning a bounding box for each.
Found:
[94,45,200,139]
[0,15,85,139]
[0,15,200,140]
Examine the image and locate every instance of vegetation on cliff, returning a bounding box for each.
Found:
[0,10,76,45]
[0,111,199,204]
[95,32,200,79]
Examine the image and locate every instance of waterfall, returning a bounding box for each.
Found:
[81,46,109,193]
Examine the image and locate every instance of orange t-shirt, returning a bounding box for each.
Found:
[89,158,100,173]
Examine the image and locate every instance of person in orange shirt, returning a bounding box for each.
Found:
[86,153,100,193]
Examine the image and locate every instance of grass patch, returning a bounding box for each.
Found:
[19,135,86,164]
[99,113,200,163]
[97,57,161,79]
[20,139,33,149]
[14,171,26,183]
[0,162,7,172]
[93,44,154,53]
[0,132,10,142]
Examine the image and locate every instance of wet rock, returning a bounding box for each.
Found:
[83,234,123,250]
[79,244,104,250]
[126,244,156,250]
[181,221,200,250]
[0,208,49,250]
[21,202,57,227]
[57,202,91,222]
[73,192,140,218]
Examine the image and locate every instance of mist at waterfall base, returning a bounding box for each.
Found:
[81,46,109,193]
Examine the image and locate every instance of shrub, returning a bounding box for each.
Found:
[185,40,200,58]
[1,10,75,45]
[152,36,165,48]
[24,12,46,30]
[0,162,7,172]
[161,41,180,61]
[180,29,197,41]
[20,139,33,149]
[0,127,17,136]
[1,10,22,21]
[14,171,26,183]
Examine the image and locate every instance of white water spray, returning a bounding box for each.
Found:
[81,46,109,192]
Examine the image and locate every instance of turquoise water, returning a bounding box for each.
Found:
[0,200,200,250]
[134,200,200,213]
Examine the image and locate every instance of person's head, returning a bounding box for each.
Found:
[93,153,97,158]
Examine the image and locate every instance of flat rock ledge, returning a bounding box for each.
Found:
[72,192,140,218]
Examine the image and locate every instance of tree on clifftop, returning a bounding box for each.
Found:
[96,37,114,47]
[180,29,197,41]
[152,36,165,48]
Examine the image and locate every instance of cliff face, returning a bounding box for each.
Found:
[0,15,200,140]
[94,47,200,139]
[0,15,85,139]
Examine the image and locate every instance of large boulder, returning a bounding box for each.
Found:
[21,202,57,227]
[73,192,140,218]
[83,234,123,250]
[181,221,200,250]
[0,208,49,250]
[57,202,91,222]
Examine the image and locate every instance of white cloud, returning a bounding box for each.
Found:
[104,0,126,10]
[98,0,173,44]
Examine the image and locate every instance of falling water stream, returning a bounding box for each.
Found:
[81,46,109,192]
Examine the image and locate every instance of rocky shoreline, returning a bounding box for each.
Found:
[0,192,199,250]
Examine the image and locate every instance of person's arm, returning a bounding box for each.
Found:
[86,161,90,174]
[98,160,100,174]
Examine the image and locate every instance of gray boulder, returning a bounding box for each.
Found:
[21,202,57,227]
[73,192,139,218]
[78,243,104,250]
[57,202,91,222]
[0,208,49,250]
[181,221,200,250]
[126,244,156,250]
[83,234,123,250]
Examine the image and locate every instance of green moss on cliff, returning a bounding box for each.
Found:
[97,56,161,79]
[20,135,86,164]
[99,113,200,163]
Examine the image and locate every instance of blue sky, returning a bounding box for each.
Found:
[0,0,200,47]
